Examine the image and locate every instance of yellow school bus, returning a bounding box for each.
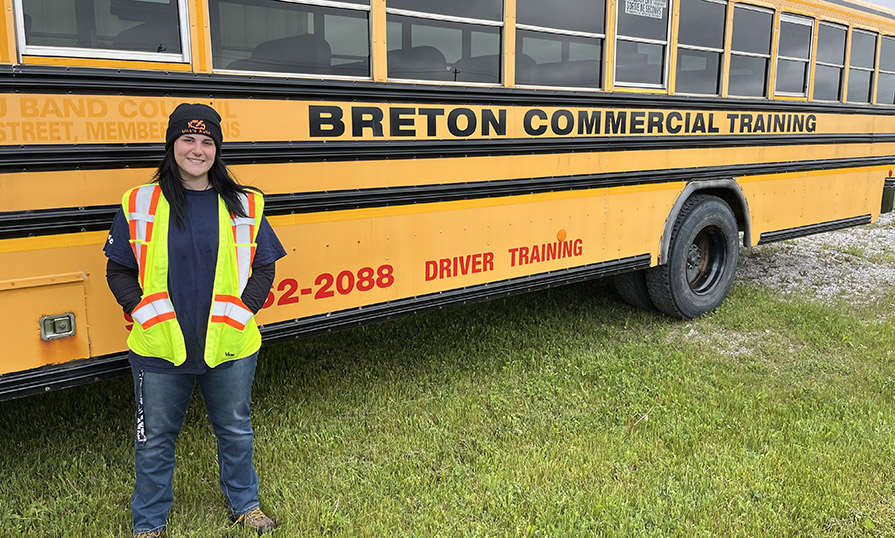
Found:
[2,0,894,399]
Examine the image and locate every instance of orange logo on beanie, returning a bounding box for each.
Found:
[181,119,213,139]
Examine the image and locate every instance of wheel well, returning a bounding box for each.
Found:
[657,180,752,265]
[694,187,749,236]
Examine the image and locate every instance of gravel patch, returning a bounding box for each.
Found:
[736,212,895,305]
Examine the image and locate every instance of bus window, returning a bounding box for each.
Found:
[728,4,773,98]
[210,0,371,77]
[615,0,670,87]
[386,0,502,83]
[775,14,813,96]
[20,0,186,60]
[814,22,847,101]
[675,0,725,95]
[515,0,605,88]
[876,36,895,104]
[847,29,876,103]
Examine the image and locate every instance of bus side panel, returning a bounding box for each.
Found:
[738,167,885,240]
[3,164,884,375]
[255,183,684,324]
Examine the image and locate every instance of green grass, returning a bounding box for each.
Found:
[2,278,895,537]
[869,252,895,265]
[833,244,866,259]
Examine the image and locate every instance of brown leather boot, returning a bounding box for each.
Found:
[233,507,278,535]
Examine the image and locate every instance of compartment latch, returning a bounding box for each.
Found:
[40,313,76,341]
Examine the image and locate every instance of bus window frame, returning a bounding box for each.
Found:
[513,23,606,92]
[384,6,505,86]
[876,35,895,105]
[209,0,373,80]
[813,20,847,103]
[514,24,606,91]
[14,0,192,64]
[846,27,877,104]
[673,0,727,97]
[774,13,814,98]
[612,0,674,90]
[727,3,774,99]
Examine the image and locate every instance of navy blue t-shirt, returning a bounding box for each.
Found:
[104,188,286,374]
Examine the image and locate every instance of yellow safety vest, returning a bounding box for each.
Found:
[123,184,264,367]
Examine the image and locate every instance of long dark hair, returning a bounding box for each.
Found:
[152,147,261,228]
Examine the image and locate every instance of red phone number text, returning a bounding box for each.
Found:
[263,264,395,308]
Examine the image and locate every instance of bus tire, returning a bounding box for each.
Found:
[646,194,739,319]
[612,270,655,310]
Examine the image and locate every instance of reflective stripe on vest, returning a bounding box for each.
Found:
[210,294,254,330]
[232,191,257,295]
[127,185,162,285]
[131,291,176,329]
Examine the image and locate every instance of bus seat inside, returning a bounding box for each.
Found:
[615,51,649,82]
[112,21,181,53]
[228,34,332,74]
[538,60,601,87]
[329,59,371,77]
[451,54,500,83]
[515,53,539,85]
[388,46,451,80]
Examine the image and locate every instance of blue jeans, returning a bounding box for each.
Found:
[130,353,260,534]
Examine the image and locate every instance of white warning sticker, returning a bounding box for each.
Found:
[625,0,667,19]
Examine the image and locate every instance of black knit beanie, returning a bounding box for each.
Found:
[165,103,223,149]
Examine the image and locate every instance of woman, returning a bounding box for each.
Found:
[104,103,286,537]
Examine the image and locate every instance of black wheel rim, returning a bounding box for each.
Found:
[685,225,726,294]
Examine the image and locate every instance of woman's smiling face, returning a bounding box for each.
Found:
[173,133,216,184]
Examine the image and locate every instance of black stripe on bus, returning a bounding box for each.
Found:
[757,215,873,244]
[0,351,131,401]
[2,65,895,116]
[0,134,892,173]
[0,252,649,401]
[1,156,890,240]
